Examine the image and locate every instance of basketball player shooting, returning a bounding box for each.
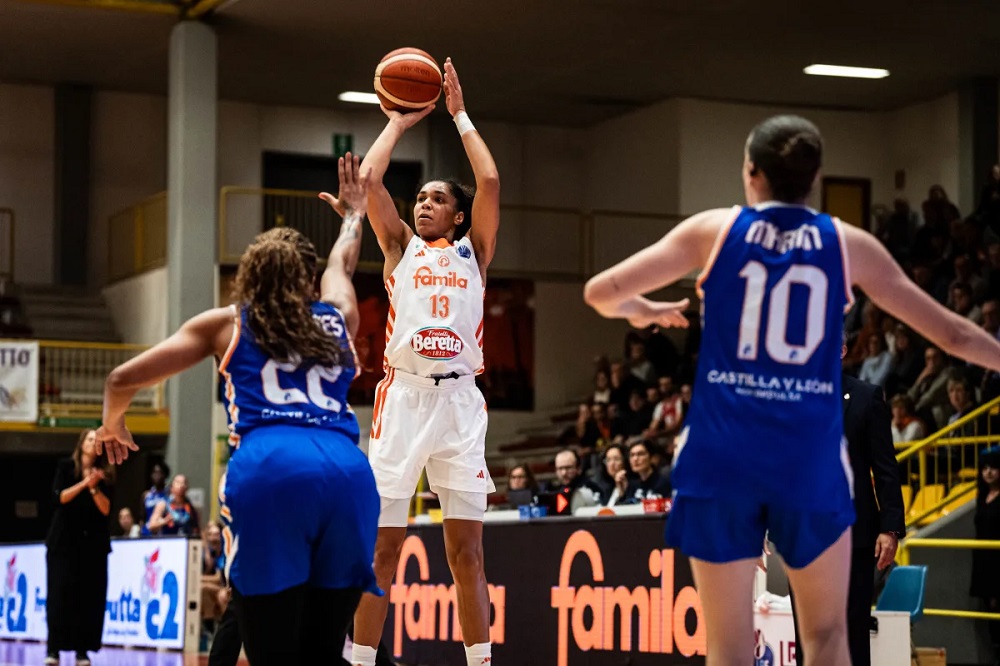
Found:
[350,57,500,666]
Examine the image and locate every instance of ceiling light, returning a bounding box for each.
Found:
[804,64,889,79]
[338,91,381,105]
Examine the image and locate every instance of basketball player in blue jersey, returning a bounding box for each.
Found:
[95,154,380,665]
[585,115,1000,666]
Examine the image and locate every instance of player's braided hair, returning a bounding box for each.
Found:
[232,227,342,367]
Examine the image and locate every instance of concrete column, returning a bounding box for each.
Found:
[958,77,998,215]
[165,20,217,511]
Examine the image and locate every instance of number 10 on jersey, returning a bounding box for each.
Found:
[737,261,828,365]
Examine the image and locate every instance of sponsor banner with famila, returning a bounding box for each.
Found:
[384,516,707,665]
[0,538,190,650]
[0,341,38,423]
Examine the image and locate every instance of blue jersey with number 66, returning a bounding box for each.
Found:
[219,302,359,448]
[672,203,854,510]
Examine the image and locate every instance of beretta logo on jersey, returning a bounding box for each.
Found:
[411,328,464,359]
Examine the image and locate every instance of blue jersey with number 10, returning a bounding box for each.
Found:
[672,203,854,511]
[219,302,359,447]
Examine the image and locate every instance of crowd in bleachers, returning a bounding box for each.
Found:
[498,174,1000,517]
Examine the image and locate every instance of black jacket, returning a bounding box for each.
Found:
[842,374,905,546]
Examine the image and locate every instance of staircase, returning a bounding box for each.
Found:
[17,284,121,343]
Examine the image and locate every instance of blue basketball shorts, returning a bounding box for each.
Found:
[220,424,381,596]
[665,494,855,568]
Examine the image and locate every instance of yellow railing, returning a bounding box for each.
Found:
[36,340,163,423]
[897,538,1000,620]
[895,394,1000,530]
[107,192,167,283]
[0,208,15,281]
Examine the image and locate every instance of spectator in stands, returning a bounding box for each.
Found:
[201,522,228,633]
[140,461,170,536]
[843,301,885,372]
[592,368,611,404]
[608,360,641,412]
[974,164,1000,238]
[547,449,599,515]
[679,384,693,416]
[858,332,892,388]
[620,389,653,438]
[946,370,982,469]
[147,474,201,537]
[922,185,961,232]
[911,262,950,304]
[886,323,924,397]
[979,300,1000,403]
[908,346,953,429]
[117,507,140,538]
[877,198,918,261]
[951,282,983,325]
[890,394,926,444]
[646,377,685,442]
[44,430,112,666]
[984,243,1000,301]
[622,440,671,504]
[632,326,680,378]
[950,254,987,305]
[626,339,656,386]
[507,464,537,495]
[590,444,628,506]
[971,445,1000,664]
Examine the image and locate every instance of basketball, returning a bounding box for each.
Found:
[374,48,442,112]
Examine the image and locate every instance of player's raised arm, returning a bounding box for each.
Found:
[584,209,729,329]
[360,105,433,272]
[846,225,1000,373]
[443,58,500,274]
[319,151,366,337]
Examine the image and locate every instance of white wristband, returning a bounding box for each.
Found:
[454,111,475,136]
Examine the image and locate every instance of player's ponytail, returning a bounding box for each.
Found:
[746,115,823,203]
[232,227,342,367]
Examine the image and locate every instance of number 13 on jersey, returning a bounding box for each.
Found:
[737,261,828,365]
[430,294,450,318]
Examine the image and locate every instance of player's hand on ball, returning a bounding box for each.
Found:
[443,57,465,117]
[96,419,139,465]
[627,299,690,330]
[381,103,434,129]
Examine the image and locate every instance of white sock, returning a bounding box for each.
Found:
[465,642,492,665]
[351,643,377,666]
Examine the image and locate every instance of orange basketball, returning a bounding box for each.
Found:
[374,48,442,112]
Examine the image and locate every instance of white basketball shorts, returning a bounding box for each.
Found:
[369,368,496,499]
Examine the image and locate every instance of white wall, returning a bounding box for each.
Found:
[887,93,961,212]
[90,91,168,287]
[676,98,893,215]
[0,83,54,285]
[101,266,168,345]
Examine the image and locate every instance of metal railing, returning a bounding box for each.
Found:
[0,208,15,281]
[37,340,163,424]
[895,394,1000,530]
[897,538,1000,621]
[107,192,167,283]
[218,187,686,280]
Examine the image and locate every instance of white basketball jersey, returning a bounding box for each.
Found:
[383,235,485,377]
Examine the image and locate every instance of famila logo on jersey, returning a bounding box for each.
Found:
[104,548,181,641]
[412,266,468,290]
[411,328,464,359]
